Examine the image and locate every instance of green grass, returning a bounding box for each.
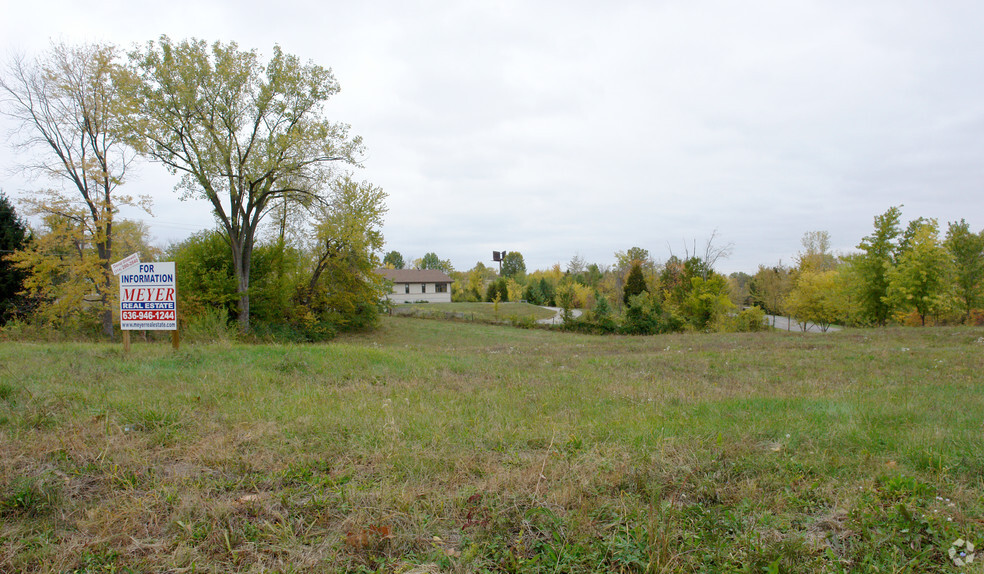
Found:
[391,301,558,323]
[1,320,983,572]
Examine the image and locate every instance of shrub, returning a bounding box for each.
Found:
[509,314,537,329]
[714,306,769,333]
[562,310,617,334]
[182,307,236,343]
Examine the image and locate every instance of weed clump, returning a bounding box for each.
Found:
[1,473,61,517]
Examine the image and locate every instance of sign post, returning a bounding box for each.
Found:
[118,261,179,351]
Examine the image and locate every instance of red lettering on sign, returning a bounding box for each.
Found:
[122,288,176,302]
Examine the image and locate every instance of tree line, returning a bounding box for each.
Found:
[382,238,769,334]
[0,39,386,340]
[2,43,979,340]
[384,207,984,334]
[750,207,984,330]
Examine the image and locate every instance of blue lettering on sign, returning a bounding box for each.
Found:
[120,274,174,285]
[139,264,154,272]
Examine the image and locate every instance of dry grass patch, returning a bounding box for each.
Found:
[1,320,982,571]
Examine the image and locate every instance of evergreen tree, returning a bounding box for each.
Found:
[0,192,30,323]
[623,262,647,305]
[486,278,509,302]
[539,277,555,306]
[593,291,611,318]
[522,281,545,305]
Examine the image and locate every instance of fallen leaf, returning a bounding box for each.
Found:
[345,524,393,549]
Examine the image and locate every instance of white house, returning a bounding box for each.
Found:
[376,269,453,304]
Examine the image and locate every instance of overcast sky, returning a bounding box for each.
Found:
[2,1,983,274]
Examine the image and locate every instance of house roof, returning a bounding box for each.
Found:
[376,268,453,283]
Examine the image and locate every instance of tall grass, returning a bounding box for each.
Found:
[1,320,982,572]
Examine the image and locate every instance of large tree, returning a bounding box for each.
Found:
[415,252,453,274]
[9,210,156,331]
[885,219,954,326]
[945,219,984,322]
[796,230,836,273]
[500,251,525,278]
[301,176,387,331]
[123,37,362,328]
[1,42,144,337]
[682,274,735,331]
[750,263,792,324]
[383,250,405,269]
[614,246,652,272]
[854,206,903,326]
[786,269,844,332]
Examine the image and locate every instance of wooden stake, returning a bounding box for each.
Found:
[171,330,180,351]
[123,330,131,353]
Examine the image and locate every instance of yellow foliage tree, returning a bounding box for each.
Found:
[9,207,159,331]
[506,278,524,303]
[1,43,148,336]
[785,269,845,332]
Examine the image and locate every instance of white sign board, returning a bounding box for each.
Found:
[119,262,177,330]
[111,253,141,276]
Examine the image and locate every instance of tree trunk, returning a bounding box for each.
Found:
[97,236,114,340]
[233,237,253,332]
[230,237,251,330]
[101,306,114,339]
[237,272,250,329]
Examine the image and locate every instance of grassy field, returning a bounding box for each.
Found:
[390,302,558,324]
[1,319,983,572]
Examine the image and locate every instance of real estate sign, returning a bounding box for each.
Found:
[119,262,177,330]
[111,252,141,276]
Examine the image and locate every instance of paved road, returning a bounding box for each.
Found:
[537,307,583,325]
[765,315,841,333]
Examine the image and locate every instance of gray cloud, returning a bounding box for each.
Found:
[3,0,983,273]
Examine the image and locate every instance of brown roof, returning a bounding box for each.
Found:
[375,268,453,283]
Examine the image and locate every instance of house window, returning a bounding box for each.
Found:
[436,283,448,293]
[421,284,426,293]
[405,284,410,294]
